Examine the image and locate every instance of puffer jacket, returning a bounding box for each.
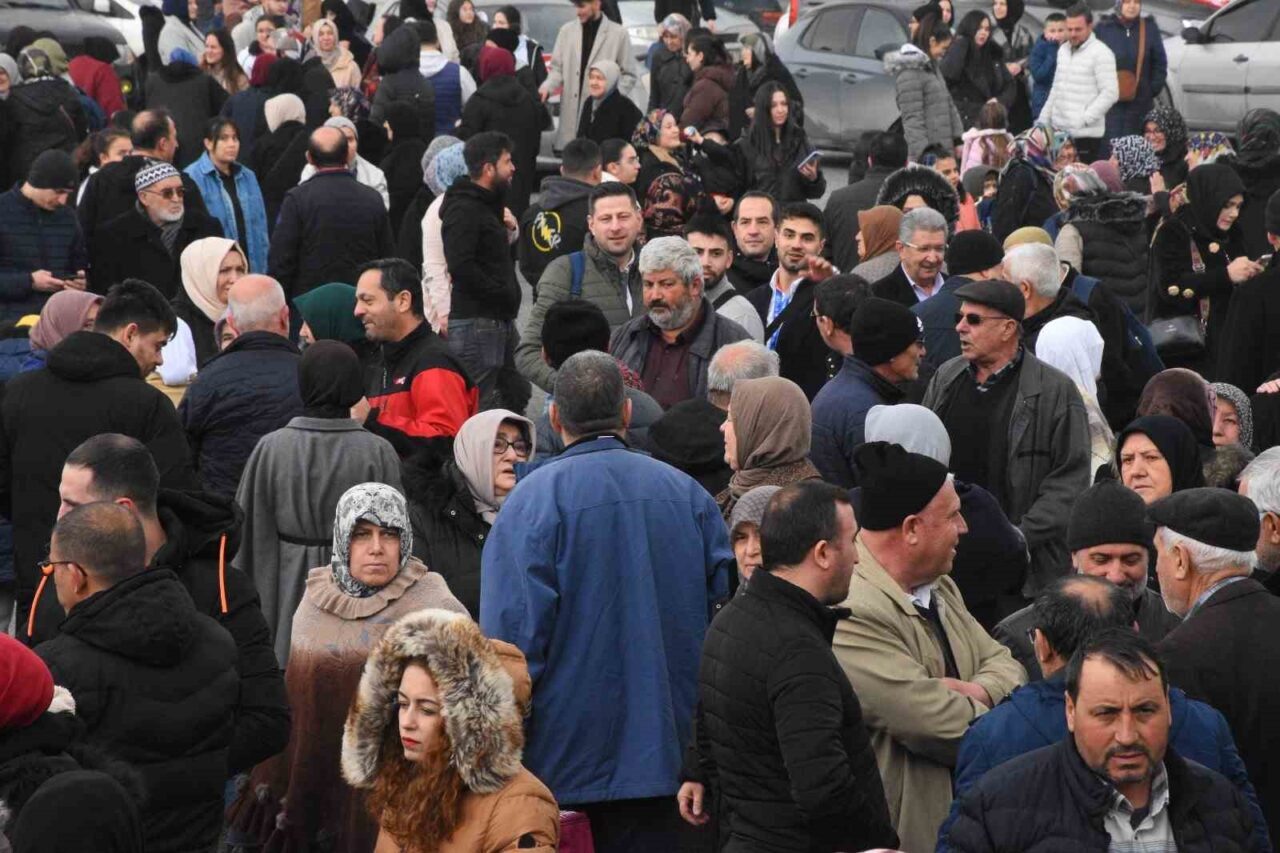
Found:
[886,44,964,162]
[1037,34,1119,140]
[0,186,89,324]
[1059,191,1150,314]
[403,447,488,619]
[810,355,905,488]
[144,62,229,170]
[369,25,436,132]
[5,78,88,182]
[681,63,734,133]
[649,47,690,116]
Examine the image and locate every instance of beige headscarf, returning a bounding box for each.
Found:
[310,18,343,69]
[726,376,818,497]
[180,237,245,323]
[453,409,536,524]
[264,93,306,132]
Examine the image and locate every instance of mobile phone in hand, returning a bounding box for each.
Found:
[797,150,821,172]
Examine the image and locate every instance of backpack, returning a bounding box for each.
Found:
[1070,273,1164,377]
[569,250,586,299]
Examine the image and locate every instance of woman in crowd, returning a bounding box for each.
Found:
[491,5,547,94]
[448,0,488,55]
[727,485,780,584]
[990,0,1034,130]
[6,44,87,182]
[310,17,363,89]
[1136,367,1216,452]
[991,124,1062,242]
[421,142,469,333]
[203,28,249,94]
[397,134,460,271]
[852,205,904,282]
[941,10,1015,129]
[459,45,545,216]
[1036,316,1113,474]
[1144,103,1189,190]
[1114,414,1204,502]
[681,33,734,133]
[1185,131,1235,170]
[404,409,535,618]
[185,118,270,273]
[1042,162,1092,238]
[342,609,559,853]
[729,32,801,141]
[1096,0,1167,143]
[1231,108,1280,258]
[174,237,247,366]
[887,17,964,163]
[143,5,229,170]
[1212,382,1253,451]
[380,101,430,237]
[238,15,279,79]
[1110,134,1162,194]
[230,483,467,851]
[717,375,820,520]
[649,14,691,118]
[321,0,373,69]
[577,60,644,147]
[254,92,309,228]
[69,36,126,119]
[633,109,704,239]
[295,283,378,364]
[157,0,207,66]
[1148,162,1261,373]
[21,290,102,373]
[738,82,825,203]
[369,23,436,135]
[234,346,405,667]
[75,127,132,204]
[876,163,960,233]
[1054,166,1150,313]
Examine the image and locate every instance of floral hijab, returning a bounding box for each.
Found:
[1145,103,1187,159]
[330,483,413,598]
[1009,124,1066,180]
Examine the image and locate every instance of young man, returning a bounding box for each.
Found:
[685,214,764,342]
[600,138,641,186]
[1037,2,1118,162]
[520,138,602,286]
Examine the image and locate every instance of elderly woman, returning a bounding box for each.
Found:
[234,342,404,666]
[716,376,820,519]
[851,205,904,282]
[649,14,691,118]
[1211,382,1253,451]
[230,483,467,852]
[578,59,643,148]
[343,609,559,852]
[727,484,780,584]
[310,17,362,88]
[20,290,102,372]
[634,109,704,239]
[173,237,247,366]
[404,409,535,618]
[1053,166,1150,314]
[1115,414,1204,503]
[1036,316,1114,475]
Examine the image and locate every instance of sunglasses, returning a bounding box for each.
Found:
[39,560,78,576]
[144,186,185,201]
[954,311,1009,326]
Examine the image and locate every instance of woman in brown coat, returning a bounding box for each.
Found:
[343,608,560,852]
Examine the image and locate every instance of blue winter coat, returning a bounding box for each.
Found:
[0,187,89,323]
[810,355,905,488]
[0,335,30,585]
[1095,14,1168,139]
[1028,36,1058,121]
[937,671,1269,852]
[480,435,733,806]
[184,152,270,273]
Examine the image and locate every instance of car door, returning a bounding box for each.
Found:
[1176,0,1273,131]
[843,5,908,138]
[1245,4,1280,113]
[786,5,860,147]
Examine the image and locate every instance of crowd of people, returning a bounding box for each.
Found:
[2,0,1280,850]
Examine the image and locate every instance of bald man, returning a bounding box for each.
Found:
[178,274,303,497]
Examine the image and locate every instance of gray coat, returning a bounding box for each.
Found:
[543,15,637,149]
[922,351,1090,595]
[885,45,965,162]
[609,297,751,403]
[233,416,402,666]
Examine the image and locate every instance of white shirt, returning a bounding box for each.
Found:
[904,266,945,302]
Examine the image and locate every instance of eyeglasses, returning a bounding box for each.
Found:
[39,560,77,576]
[903,240,947,256]
[954,311,1009,326]
[144,186,185,201]
[493,437,532,457]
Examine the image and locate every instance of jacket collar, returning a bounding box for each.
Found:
[850,543,933,620]
[840,356,907,402]
[1184,575,1266,618]
[381,319,432,364]
[746,568,850,641]
[1057,735,1204,829]
[558,433,629,458]
[210,329,299,361]
[192,151,240,179]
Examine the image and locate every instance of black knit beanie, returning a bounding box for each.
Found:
[853,441,950,531]
[851,298,922,366]
[1066,480,1153,551]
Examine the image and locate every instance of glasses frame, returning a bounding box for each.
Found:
[39,560,79,577]
[902,240,948,256]
[493,436,532,458]
[143,186,186,201]
[954,311,1011,327]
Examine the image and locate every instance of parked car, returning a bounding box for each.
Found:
[619,0,758,64]
[75,0,153,62]
[1,0,132,61]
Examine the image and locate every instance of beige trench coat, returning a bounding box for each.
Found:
[541,15,637,150]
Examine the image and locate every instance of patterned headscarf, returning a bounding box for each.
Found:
[659,13,691,40]
[1145,103,1188,154]
[330,483,413,597]
[633,109,671,150]
[1185,132,1235,168]
[1009,124,1066,180]
[1053,163,1103,208]
[1235,108,1280,171]
[1110,135,1161,182]
[425,141,467,196]
[1211,382,1254,450]
[329,86,370,123]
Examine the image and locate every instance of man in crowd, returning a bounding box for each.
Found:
[727,192,779,295]
[299,117,391,210]
[178,275,302,498]
[518,182,644,392]
[1037,2,1118,162]
[416,18,476,137]
[269,127,393,299]
[924,279,1090,596]
[611,237,751,409]
[1152,488,1280,834]
[355,257,478,456]
[2,279,194,643]
[440,132,522,408]
[0,150,88,323]
[600,138,640,186]
[685,215,765,342]
[812,276,870,364]
[914,230,1005,369]
[481,351,732,851]
[520,138,602,286]
[685,481,899,851]
[811,298,923,488]
[825,131,909,272]
[945,630,1262,851]
[542,0,635,151]
[1240,449,1280,586]
[945,576,1266,848]
[834,442,1025,853]
[994,480,1181,681]
[1218,190,1280,394]
[35,502,239,853]
[872,207,948,308]
[91,161,222,298]
[1004,242,1093,351]
[707,340,780,412]
[56,434,290,776]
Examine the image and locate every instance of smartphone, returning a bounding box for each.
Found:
[797,150,821,172]
[1260,254,1273,266]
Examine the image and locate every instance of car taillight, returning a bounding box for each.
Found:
[759,7,782,23]
[788,0,798,25]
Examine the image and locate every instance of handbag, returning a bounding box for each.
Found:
[1116,19,1146,103]
[1148,234,1207,361]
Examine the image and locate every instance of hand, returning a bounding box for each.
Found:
[677,782,710,826]
[941,677,993,708]
[705,19,717,33]
[30,270,66,293]
[503,207,518,233]
[744,106,755,121]
[539,87,550,102]
[64,271,88,291]
[1148,171,1165,194]
[686,128,704,146]
[806,255,835,283]
[436,315,449,337]
[1258,379,1280,395]
[1228,256,1264,284]
[798,160,819,181]
[1005,62,1021,76]
[350,397,372,422]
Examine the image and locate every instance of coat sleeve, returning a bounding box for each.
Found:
[1206,704,1270,853]
[1036,45,1061,125]
[1151,223,1233,315]
[810,412,856,489]
[939,38,969,85]
[221,564,292,774]
[1216,285,1265,392]
[1082,45,1118,130]
[1014,379,1090,551]
[959,603,1026,706]
[541,26,565,95]
[145,389,199,490]
[895,74,929,162]
[939,785,998,853]
[267,191,301,295]
[613,26,638,96]
[515,257,571,392]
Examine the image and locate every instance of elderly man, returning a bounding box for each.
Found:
[944,630,1263,852]
[872,207,949,308]
[994,480,1181,681]
[686,214,765,343]
[1037,2,1118,163]
[1240,448,1280,589]
[610,236,751,409]
[1003,242,1093,351]
[481,351,732,851]
[915,230,1005,369]
[728,191,780,295]
[923,279,1090,596]
[1153,487,1280,836]
[298,117,390,209]
[833,441,1025,853]
[90,160,222,297]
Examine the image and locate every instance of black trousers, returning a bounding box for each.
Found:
[575,796,711,853]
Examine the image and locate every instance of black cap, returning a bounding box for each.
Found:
[853,441,950,531]
[25,150,78,191]
[487,27,519,52]
[1147,488,1260,552]
[850,297,922,366]
[945,230,1005,277]
[954,279,1026,322]
[1265,187,1280,238]
[1067,480,1153,551]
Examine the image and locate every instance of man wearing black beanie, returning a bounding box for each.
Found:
[991,480,1182,681]
[834,441,1025,853]
[811,299,925,487]
[1218,186,1280,395]
[914,230,1006,369]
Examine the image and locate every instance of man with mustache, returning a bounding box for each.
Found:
[944,629,1263,852]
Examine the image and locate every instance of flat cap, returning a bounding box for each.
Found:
[954,278,1025,322]
[1148,487,1260,553]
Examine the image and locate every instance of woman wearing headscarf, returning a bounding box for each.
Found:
[174,237,247,366]
[852,205,905,283]
[1230,108,1280,259]
[1054,165,1150,314]
[1211,382,1253,451]
[649,14,691,118]
[1148,163,1262,372]
[1110,134,1162,194]
[491,6,547,95]
[1144,103,1188,189]
[727,484,781,584]
[737,81,824,203]
[295,282,375,355]
[634,109,705,240]
[991,124,1065,242]
[940,10,1016,129]
[460,44,546,217]
[422,141,469,333]
[6,43,87,181]
[728,32,802,142]
[396,134,461,272]
[403,408,534,618]
[1136,367,1215,451]
[20,290,102,373]
[1114,414,1204,503]
[228,483,467,852]
[1096,0,1167,144]
[254,91,309,228]
[379,101,429,236]
[1036,316,1114,474]
[716,376,820,520]
[321,0,373,69]
[990,0,1034,131]
[577,59,644,147]
[447,0,488,55]
[309,17,362,88]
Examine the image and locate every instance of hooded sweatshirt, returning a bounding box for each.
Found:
[516,174,595,284]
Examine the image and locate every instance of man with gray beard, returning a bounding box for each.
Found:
[610,236,750,409]
[1239,448,1280,592]
[993,480,1181,681]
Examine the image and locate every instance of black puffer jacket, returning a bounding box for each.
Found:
[694,568,898,852]
[649,47,690,117]
[992,158,1057,243]
[252,121,309,232]
[35,569,239,853]
[369,25,436,132]
[177,330,303,499]
[1062,191,1151,315]
[403,447,488,618]
[459,74,548,217]
[5,78,87,184]
[144,62,229,170]
[945,737,1262,853]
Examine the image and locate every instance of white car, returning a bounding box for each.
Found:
[77,0,156,59]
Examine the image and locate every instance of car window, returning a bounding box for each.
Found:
[854,7,906,57]
[800,6,859,53]
[1207,0,1277,43]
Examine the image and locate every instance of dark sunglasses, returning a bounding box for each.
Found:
[144,186,185,201]
[954,311,1008,326]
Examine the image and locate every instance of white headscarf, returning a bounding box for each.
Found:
[864,404,952,466]
[1035,316,1103,401]
[453,409,536,524]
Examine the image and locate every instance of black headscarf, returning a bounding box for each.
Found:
[299,340,365,418]
[994,0,1024,40]
[1185,162,1245,238]
[266,56,306,97]
[385,100,424,141]
[1137,367,1215,447]
[1116,415,1206,495]
[1235,108,1280,171]
[322,0,359,41]
[11,770,144,853]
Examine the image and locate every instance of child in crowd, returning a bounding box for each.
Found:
[960,101,1015,174]
[1029,13,1066,120]
[963,166,1000,232]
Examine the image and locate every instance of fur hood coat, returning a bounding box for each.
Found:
[343,609,559,852]
[876,163,961,234]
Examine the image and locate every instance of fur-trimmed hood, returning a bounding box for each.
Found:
[342,609,527,794]
[884,43,931,75]
[875,164,961,231]
[1063,190,1150,227]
